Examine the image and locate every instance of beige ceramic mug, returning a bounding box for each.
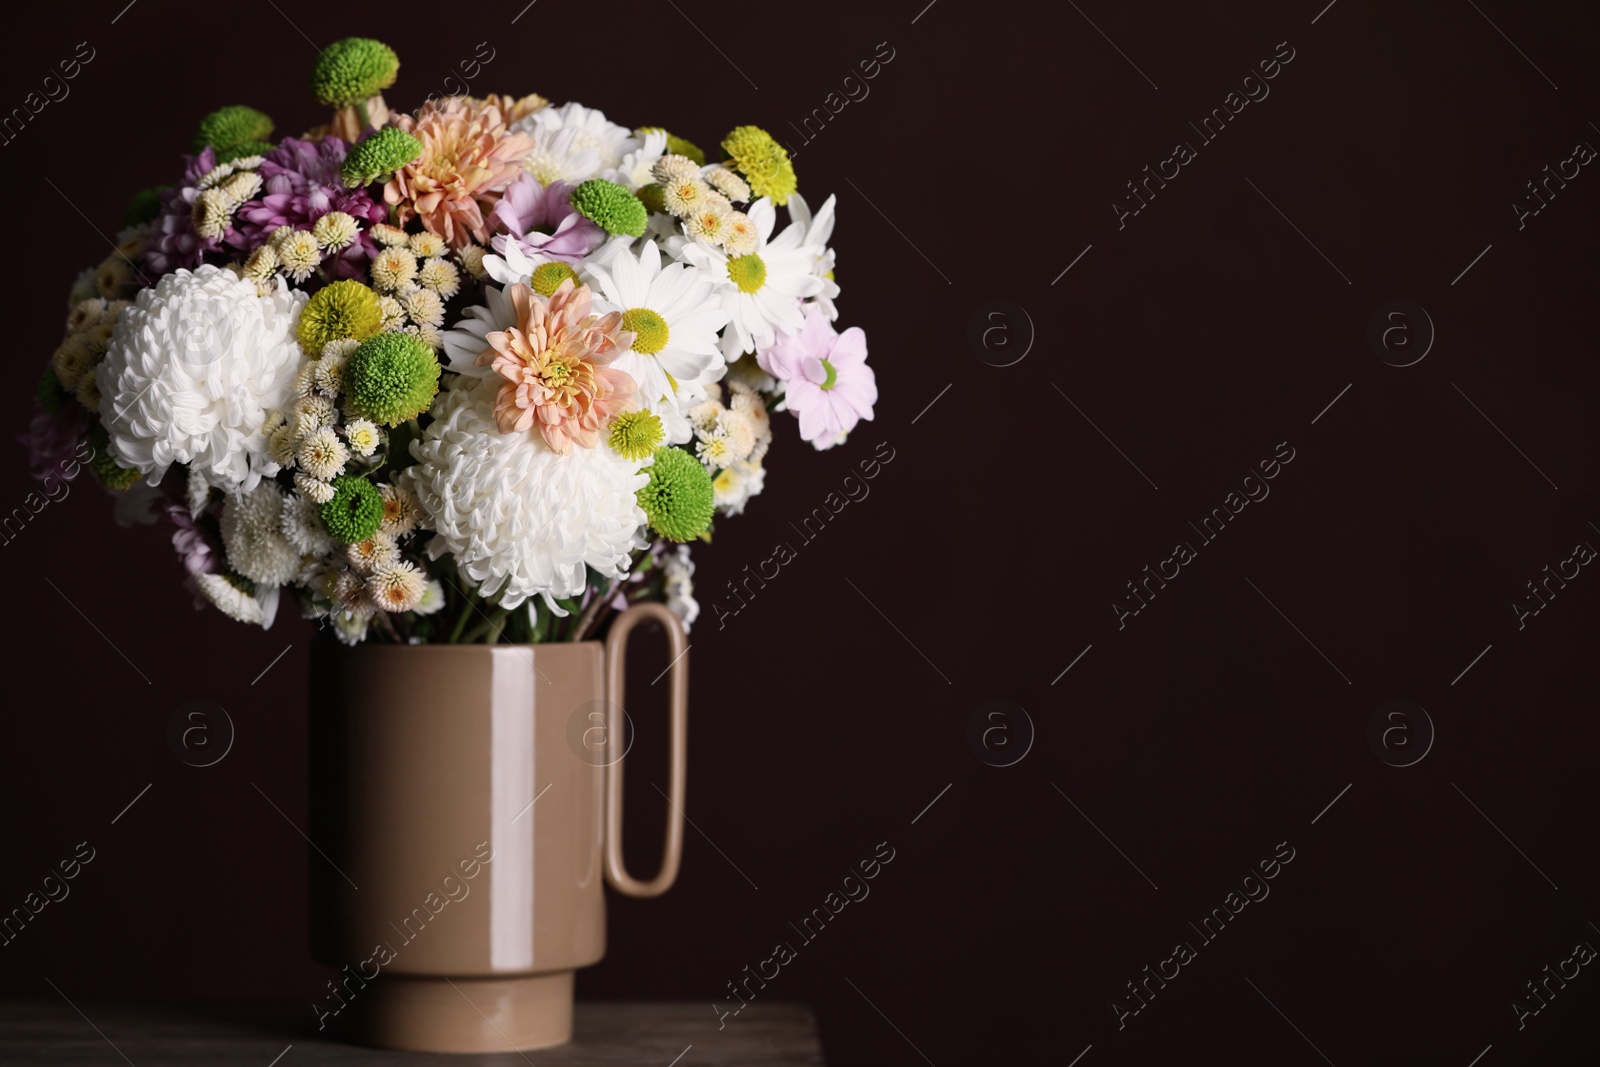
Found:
[308,602,688,1052]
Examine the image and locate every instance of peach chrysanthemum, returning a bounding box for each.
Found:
[478,280,637,454]
[385,98,534,249]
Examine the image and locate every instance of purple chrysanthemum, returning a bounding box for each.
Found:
[143,148,230,274]
[22,400,90,481]
[234,137,387,279]
[490,173,604,265]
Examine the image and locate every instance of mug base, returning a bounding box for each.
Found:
[348,970,575,1052]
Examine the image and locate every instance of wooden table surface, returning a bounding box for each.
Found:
[0,1000,823,1066]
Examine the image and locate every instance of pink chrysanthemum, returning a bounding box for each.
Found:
[385,98,534,249]
[757,309,876,450]
[478,280,636,453]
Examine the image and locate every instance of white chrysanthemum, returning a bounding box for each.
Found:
[280,492,336,556]
[295,472,336,504]
[192,189,234,240]
[704,165,751,203]
[344,418,380,457]
[458,245,488,279]
[408,231,447,258]
[372,247,418,291]
[348,535,399,575]
[712,458,765,516]
[243,245,279,284]
[721,409,757,460]
[788,193,841,321]
[313,354,346,397]
[401,287,445,327]
[402,377,649,610]
[195,572,278,627]
[330,608,370,645]
[296,427,348,480]
[662,177,711,218]
[220,481,301,586]
[585,240,730,445]
[674,199,822,360]
[662,544,699,632]
[652,154,700,185]
[514,102,637,185]
[379,483,423,537]
[294,395,336,436]
[370,223,409,247]
[313,211,358,250]
[186,467,213,518]
[278,231,323,282]
[267,425,298,468]
[418,258,461,298]
[378,295,406,331]
[687,399,722,433]
[722,211,758,257]
[96,265,307,491]
[368,560,428,613]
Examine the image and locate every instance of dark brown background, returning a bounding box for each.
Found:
[3,1,1599,1063]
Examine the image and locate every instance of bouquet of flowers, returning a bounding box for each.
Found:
[26,38,877,646]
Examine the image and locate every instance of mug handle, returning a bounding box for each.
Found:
[603,602,688,898]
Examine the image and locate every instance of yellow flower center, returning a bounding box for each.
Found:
[819,358,838,391]
[727,253,766,294]
[622,307,670,355]
[530,261,579,297]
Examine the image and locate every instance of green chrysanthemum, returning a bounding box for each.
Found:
[341,127,423,188]
[345,332,440,426]
[312,38,400,108]
[570,179,647,238]
[636,182,666,215]
[530,261,580,297]
[218,140,276,163]
[721,125,797,205]
[320,475,385,544]
[123,186,167,229]
[298,280,384,354]
[636,447,715,543]
[37,368,67,414]
[193,106,275,154]
[608,410,665,462]
[641,127,705,166]
[85,423,142,491]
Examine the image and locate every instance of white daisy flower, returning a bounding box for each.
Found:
[514,102,638,185]
[674,198,823,360]
[604,127,668,191]
[788,193,841,321]
[584,240,731,444]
